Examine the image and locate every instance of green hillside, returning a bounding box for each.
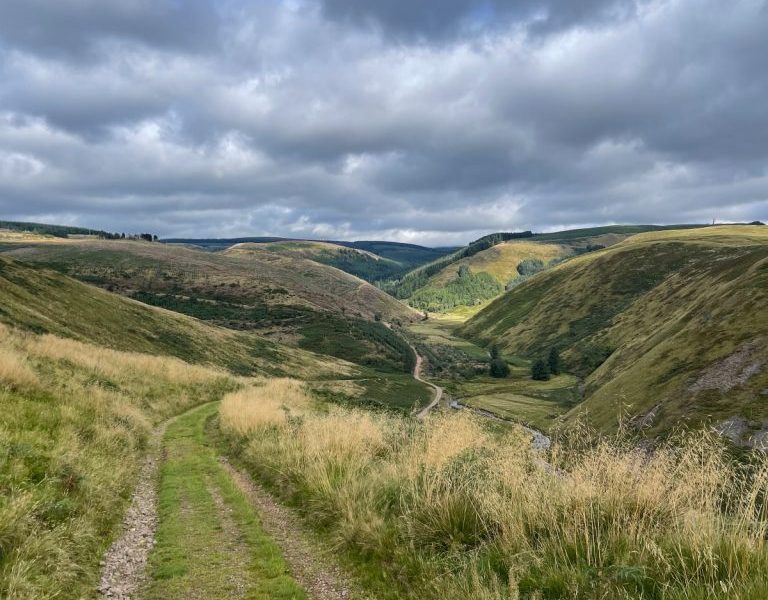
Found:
[460,226,768,439]
[0,235,420,371]
[0,255,349,379]
[227,240,404,283]
[387,226,685,314]
[163,237,456,282]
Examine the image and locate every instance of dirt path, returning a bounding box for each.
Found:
[413,350,444,419]
[99,425,166,599]
[108,402,364,599]
[220,459,367,600]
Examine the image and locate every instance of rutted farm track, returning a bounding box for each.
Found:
[100,403,364,600]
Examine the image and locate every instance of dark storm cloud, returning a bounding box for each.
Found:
[0,0,766,244]
[0,0,219,59]
[319,0,642,39]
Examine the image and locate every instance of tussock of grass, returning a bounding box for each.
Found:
[221,380,768,599]
[0,345,39,391]
[0,324,238,599]
[219,379,311,433]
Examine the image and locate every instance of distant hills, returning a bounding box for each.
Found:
[164,236,458,281]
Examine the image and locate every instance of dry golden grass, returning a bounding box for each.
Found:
[220,379,311,433]
[430,240,566,287]
[222,380,768,599]
[24,332,222,386]
[0,346,39,390]
[0,324,239,599]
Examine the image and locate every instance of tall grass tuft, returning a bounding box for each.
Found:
[0,324,238,599]
[221,381,768,599]
[0,346,39,391]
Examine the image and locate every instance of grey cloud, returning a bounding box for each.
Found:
[319,0,642,40]
[0,0,766,245]
[0,0,219,59]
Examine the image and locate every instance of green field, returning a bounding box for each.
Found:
[407,317,490,360]
[443,373,581,430]
[407,315,580,429]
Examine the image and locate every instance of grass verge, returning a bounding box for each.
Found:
[220,379,768,600]
[0,325,236,599]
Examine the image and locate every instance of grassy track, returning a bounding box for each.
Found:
[145,402,306,599]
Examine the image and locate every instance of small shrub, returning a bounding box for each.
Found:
[516,258,545,277]
[489,358,510,378]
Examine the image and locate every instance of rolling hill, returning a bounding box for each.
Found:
[460,225,768,440]
[0,254,348,379]
[163,236,457,282]
[388,226,700,313]
[0,235,421,371]
[224,240,404,284]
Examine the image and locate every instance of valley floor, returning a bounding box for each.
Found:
[406,315,580,431]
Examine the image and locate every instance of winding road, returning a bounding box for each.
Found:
[412,350,444,420]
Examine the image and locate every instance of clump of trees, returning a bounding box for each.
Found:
[382,230,533,299]
[488,345,510,378]
[517,258,545,277]
[407,266,502,312]
[531,347,561,381]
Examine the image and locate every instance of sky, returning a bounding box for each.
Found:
[0,0,766,246]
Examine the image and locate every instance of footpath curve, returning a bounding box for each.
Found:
[409,344,443,420]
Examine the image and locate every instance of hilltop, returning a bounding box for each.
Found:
[164,236,456,282]
[460,225,768,439]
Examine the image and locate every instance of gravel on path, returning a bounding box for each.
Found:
[220,458,370,600]
[98,426,165,599]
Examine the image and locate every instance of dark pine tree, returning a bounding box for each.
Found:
[548,347,561,376]
[531,358,551,381]
[489,358,510,378]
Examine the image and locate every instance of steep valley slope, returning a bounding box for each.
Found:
[460,226,768,440]
[391,225,705,314]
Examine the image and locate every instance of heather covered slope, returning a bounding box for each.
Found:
[0,236,421,371]
[226,240,405,283]
[461,226,768,438]
[0,236,414,322]
[0,254,350,378]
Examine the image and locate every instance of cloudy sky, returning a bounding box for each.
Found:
[0,0,766,245]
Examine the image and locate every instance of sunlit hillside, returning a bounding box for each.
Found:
[461,226,768,437]
[0,254,349,378]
